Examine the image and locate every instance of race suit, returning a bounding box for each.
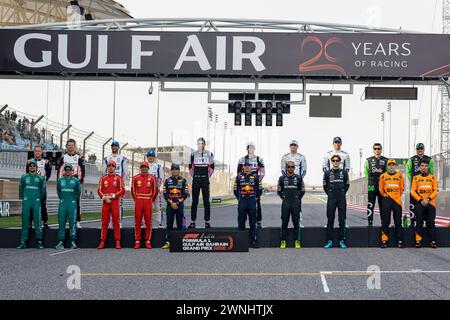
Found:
[103,153,128,220]
[322,149,351,173]
[364,156,388,225]
[163,176,189,241]
[280,153,307,178]
[323,168,349,241]
[149,161,165,226]
[411,173,439,243]
[406,155,435,226]
[277,174,305,241]
[379,172,404,243]
[131,173,158,242]
[57,153,85,222]
[19,173,46,242]
[234,172,262,242]
[26,157,52,224]
[189,150,214,222]
[98,173,125,242]
[237,155,265,223]
[56,176,81,241]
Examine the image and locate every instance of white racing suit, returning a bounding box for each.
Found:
[149,162,165,227]
[322,149,351,173]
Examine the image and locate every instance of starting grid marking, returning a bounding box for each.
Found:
[79,270,450,293]
[49,249,76,256]
[80,270,450,277]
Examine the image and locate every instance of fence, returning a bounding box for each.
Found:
[433,151,450,190]
[1,106,234,197]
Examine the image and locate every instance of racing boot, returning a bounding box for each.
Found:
[134,241,141,249]
[295,240,301,249]
[205,221,211,229]
[415,241,422,248]
[339,240,347,249]
[145,241,152,249]
[115,241,122,249]
[280,240,286,249]
[188,221,196,229]
[55,241,65,249]
[323,240,333,249]
[430,241,437,249]
[36,240,44,249]
[97,241,105,249]
[162,241,170,249]
[397,241,405,248]
[16,242,27,249]
[70,241,78,249]
[380,241,388,249]
[251,237,259,249]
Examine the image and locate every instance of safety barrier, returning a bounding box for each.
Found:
[46,198,136,214]
[0,195,233,216]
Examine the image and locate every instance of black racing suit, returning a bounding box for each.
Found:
[234,172,262,242]
[189,150,214,222]
[323,168,349,241]
[364,156,388,226]
[277,174,305,241]
[26,157,52,224]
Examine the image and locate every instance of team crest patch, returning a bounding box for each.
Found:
[104,181,109,187]
[137,181,142,187]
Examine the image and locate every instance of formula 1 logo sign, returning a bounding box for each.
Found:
[170,231,249,252]
[182,233,234,251]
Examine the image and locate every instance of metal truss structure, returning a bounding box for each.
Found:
[8,17,419,33]
[441,0,450,155]
[0,0,131,26]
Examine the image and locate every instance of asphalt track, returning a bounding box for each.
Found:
[78,192,371,228]
[1,193,449,300]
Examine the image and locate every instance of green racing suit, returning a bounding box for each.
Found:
[57,176,81,241]
[19,173,46,242]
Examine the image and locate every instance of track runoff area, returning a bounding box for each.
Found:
[1,193,449,301]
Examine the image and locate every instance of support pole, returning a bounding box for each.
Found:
[82,131,95,156]
[102,137,113,162]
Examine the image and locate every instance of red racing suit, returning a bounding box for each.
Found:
[131,173,158,242]
[98,173,125,241]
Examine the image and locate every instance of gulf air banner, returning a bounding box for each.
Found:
[0,29,449,78]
